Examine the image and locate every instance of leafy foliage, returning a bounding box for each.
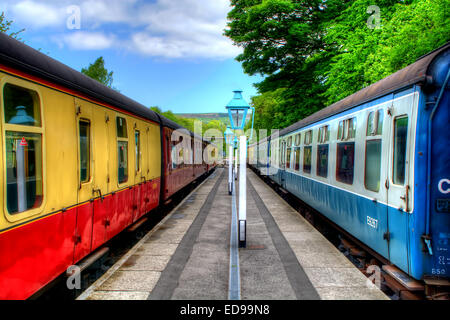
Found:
[81,57,115,89]
[225,0,450,131]
[150,107,227,137]
[0,12,25,40]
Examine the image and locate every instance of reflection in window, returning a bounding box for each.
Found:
[304,131,312,145]
[317,145,329,178]
[3,84,41,127]
[171,145,177,170]
[286,148,291,169]
[116,117,127,138]
[79,121,90,183]
[338,121,344,140]
[295,133,301,146]
[393,116,408,185]
[336,143,354,184]
[294,148,300,171]
[118,141,128,183]
[365,140,382,192]
[367,110,384,136]
[6,132,43,214]
[303,146,312,173]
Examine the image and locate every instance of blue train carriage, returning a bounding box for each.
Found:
[260,43,449,291]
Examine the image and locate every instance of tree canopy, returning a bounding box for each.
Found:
[226,0,450,132]
[81,57,115,89]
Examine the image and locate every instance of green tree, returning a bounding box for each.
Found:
[0,12,25,40]
[322,0,450,104]
[226,0,450,132]
[225,0,344,130]
[81,57,115,88]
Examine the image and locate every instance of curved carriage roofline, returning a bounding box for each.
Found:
[274,42,450,138]
[0,31,200,140]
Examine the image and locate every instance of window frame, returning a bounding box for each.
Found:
[116,116,129,186]
[364,139,382,192]
[316,144,329,178]
[78,119,92,185]
[303,145,312,174]
[335,142,355,185]
[1,78,46,222]
[392,115,409,186]
[134,129,141,175]
[364,109,384,193]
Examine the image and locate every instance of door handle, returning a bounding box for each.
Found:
[400,185,410,212]
[93,188,104,202]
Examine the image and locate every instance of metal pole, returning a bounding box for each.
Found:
[234,148,238,181]
[228,144,233,195]
[238,135,246,248]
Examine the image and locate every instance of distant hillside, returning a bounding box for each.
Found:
[176,113,229,125]
[176,112,251,126]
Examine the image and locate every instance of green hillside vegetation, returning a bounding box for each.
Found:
[226,0,449,133]
[151,107,228,137]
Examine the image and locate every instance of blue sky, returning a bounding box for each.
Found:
[0,0,263,113]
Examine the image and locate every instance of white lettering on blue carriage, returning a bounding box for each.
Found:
[438,179,450,194]
[367,216,378,229]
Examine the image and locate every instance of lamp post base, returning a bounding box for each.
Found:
[238,220,246,248]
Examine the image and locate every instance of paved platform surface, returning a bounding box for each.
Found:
[78,167,388,300]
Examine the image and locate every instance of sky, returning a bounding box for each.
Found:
[0,0,263,113]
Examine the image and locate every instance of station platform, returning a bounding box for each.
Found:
[77,167,388,300]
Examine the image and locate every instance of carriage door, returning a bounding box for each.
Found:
[386,92,417,272]
[74,98,95,262]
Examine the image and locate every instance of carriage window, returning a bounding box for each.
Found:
[365,140,382,192]
[294,148,300,171]
[318,125,330,143]
[171,145,177,170]
[376,111,383,135]
[5,132,43,214]
[393,116,408,185]
[317,145,329,178]
[116,117,127,138]
[116,117,128,184]
[338,121,344,140]
[295,133,301,146]
[287,136,292,147]
[304,130,312,145]
[79,120,91,183]
[286,148,292,169]
[3,83,41,127]
[303,146,312,173]
[118,141,128,183]
[135,130,141,173]
[336,142,354,184]
[367,110,384,136]
[348,118,356,139]
[4,83,44,215]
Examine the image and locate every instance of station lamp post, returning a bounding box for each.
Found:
[224,126,234,195]
[233,136,238,181]
[226,90,254,248]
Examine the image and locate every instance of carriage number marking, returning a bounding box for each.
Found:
[367,216,378,229]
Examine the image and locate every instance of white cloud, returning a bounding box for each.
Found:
[62,31,115,50]
[3,0,241,59]
[11,1,65,28]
